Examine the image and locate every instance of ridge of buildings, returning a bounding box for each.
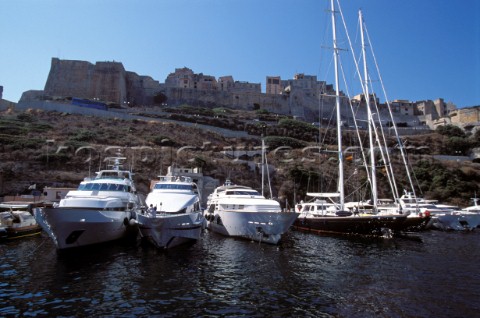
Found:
[5,58,480,132]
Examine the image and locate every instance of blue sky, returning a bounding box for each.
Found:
[1,0,479,107]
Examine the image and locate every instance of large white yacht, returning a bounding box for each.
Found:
[34,157,141,250]
[432,197,480,231]
[204,180,299,244]
[136,175,204,249]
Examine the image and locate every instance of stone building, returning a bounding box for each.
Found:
[281,73,330,97]
[415,98,458,128]
[165,67,217,91]
[266,76,282,95]
[218,76,234,92]
[389,100,416,116]
[351,93,380,109]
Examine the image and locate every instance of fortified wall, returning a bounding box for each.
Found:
[21,58,422,124]
[449,107,480,129]
[159,87,343,121]
[28,58,348,121]
[41,58,160,106]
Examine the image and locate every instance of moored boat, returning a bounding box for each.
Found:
[294,195,408,237]
[33,157,141,250]
[431,196,480,231]
[293,2,410,238]
[204,180,299,244]
[0,202,42,241]
[136,175,204,249]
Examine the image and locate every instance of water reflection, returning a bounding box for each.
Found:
[1,230,479,317]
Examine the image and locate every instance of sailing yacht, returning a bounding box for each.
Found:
[34,157,140,250]
[293,1,409,237]
[136,175,204,249]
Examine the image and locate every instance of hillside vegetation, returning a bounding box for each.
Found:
[0,107,479,208]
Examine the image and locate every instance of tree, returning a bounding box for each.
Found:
[436,124,465,137]
[153,92,168,105]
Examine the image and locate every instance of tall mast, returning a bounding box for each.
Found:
[359,10,378,209]
[261,137,265,197]
[331,0,344,210]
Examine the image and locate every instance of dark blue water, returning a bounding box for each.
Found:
[1,229,479,317]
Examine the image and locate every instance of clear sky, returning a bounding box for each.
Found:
[1,0,479,107]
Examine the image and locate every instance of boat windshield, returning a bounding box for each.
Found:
[77,183,130,192]
[154,184,192,190]
[96,171,130,180]
[225,190,260,196]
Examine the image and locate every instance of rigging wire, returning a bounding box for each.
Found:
[364,22,419,200]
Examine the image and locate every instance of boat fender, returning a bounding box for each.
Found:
[129,218,137,226]
[424,211,430,217]
[123,217,129,226]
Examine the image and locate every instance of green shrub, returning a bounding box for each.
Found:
[436,124,465,137]
[264,136,308,149]
[278,118,318,134]
[16,112,36,122]
[70,129,97,142]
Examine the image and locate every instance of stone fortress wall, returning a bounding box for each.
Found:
[16,58,479,131]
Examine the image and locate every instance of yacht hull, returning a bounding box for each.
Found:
[34,207,135,250]
[206,211,299,244]
[402,215,432,231]
[429,212,480,231]
[137,212,204,249]
[293,214,409,237]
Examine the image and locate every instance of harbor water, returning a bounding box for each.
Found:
[1,229,479,317]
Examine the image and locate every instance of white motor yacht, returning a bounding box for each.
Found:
[432,197,480,231]
[136,175,204,249]
[395,191,466,230]
[204,180,299,244]
[34,157,140,250]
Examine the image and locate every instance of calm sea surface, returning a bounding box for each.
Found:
[1,229,479,317]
